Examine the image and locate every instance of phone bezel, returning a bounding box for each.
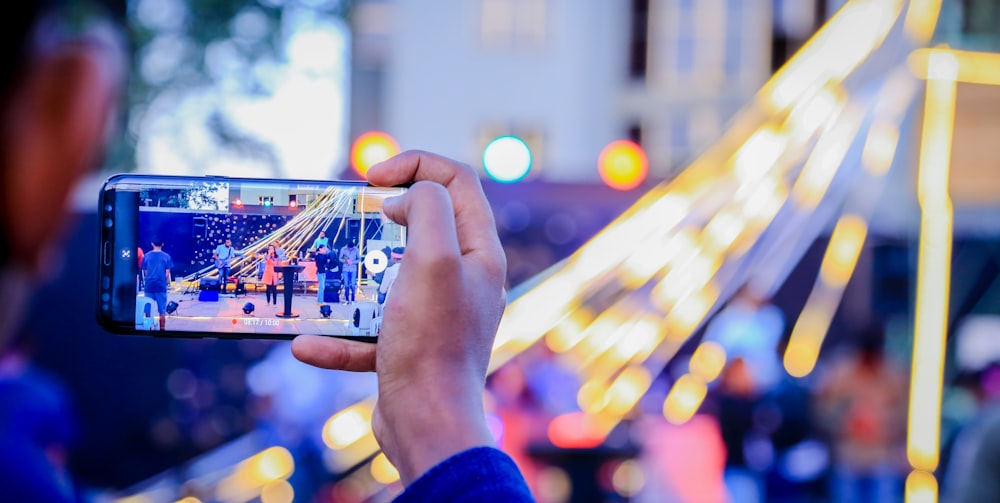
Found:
[97,173,402,343]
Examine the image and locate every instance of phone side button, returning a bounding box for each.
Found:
[103,241,112,266]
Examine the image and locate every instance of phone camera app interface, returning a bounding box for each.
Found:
[135,181,405,337]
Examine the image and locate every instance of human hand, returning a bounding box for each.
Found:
[292,151,507,484]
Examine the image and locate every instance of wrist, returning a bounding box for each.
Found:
[375,379,494,484]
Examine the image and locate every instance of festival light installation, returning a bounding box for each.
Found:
[125,1,967,500]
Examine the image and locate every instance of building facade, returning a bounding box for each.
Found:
[351,0,824,183]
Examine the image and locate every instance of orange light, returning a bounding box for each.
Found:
[234,199,243,207]
[351,131,400,177]
[289,200,298,208]
[548,412,608,448]
[598,140,648,191]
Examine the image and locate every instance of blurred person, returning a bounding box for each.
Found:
[261,245,281,306]
[941,363,1000,503]
[339,239,359,304]
[273,239,287,262]
[713,357,768,503]
[940,318,1000,503]
[378,246,404,305]
[141,240,173,331]
[0,332,78,502]
[293,152,533,501]
[213,237,243,291]
[314,244,331,303]
[704,284,785,393]
[312,230,329,251]
[0,0,126,499]
[815,324,908,503]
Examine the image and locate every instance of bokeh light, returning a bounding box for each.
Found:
[351,131,400,177]
[483,136,532,183]
[598,140,648,190]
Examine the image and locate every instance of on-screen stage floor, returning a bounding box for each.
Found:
[138,285,380,337]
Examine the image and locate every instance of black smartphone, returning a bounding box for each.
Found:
[97,174,407,342]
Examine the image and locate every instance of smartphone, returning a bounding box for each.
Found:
[97,174,407,342]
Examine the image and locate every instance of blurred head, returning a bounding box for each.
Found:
[319,231,326,238]
[318,244,326,254]
[857,321,886,367]
[348,239,356,248]
[391,246,405,263]
[267,245,277,258]
[0,0,126,338]
[151,240,164,250]
[224,238,232,247]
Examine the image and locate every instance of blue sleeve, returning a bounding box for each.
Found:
[393,447,535,503]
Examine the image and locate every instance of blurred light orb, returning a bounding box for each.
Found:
[611,460,646,497]
[536,466,572,503]
[598,140,648,190]
[260,480,294,503]
[352,131,400,177]
[483,136,532,183]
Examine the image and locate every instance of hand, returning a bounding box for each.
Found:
[292,151,507,484]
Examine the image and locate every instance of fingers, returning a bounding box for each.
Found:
[369,151,506,284]
[381,182,461,270]
[292,334,377,372]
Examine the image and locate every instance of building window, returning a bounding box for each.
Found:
[675,3,696,76]
[677,35,695,75]
[627,122,643,146]
[481,0,547,50]
[724,0,743,77]
[629,0,650,79]
[670,113,689,161]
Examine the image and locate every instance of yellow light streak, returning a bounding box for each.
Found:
[544,308,594,353]
[784,214,867,378]
[603,365,652,416]
[703,209,745,253]
[611,315,663,363]
[764,0,903,110]
[904,0,944,43]
[243,447,295,485]
[665,286,720,341]
[731,127,788,183]
[578,315,666,387]
[783,296,839,378]
[905,469,938,503]
[783,86,845,142]
[260,480,294,503]
[572,317,638,369]
[323,402,374,450]
[910,48,1000,85]
[688,341,727,382]
[577,378,610,414]
[215,446,295,502]
[663,373,708,425]
[651,254,719,309]
[620,233,677,289]
[566,310,628,359]
[907,50,956,474]
[370,452,401,485]
[819,215,868,287]
[861,121,901,176]
[791,105,865,208]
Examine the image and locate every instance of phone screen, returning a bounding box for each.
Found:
[98,175,406,341]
